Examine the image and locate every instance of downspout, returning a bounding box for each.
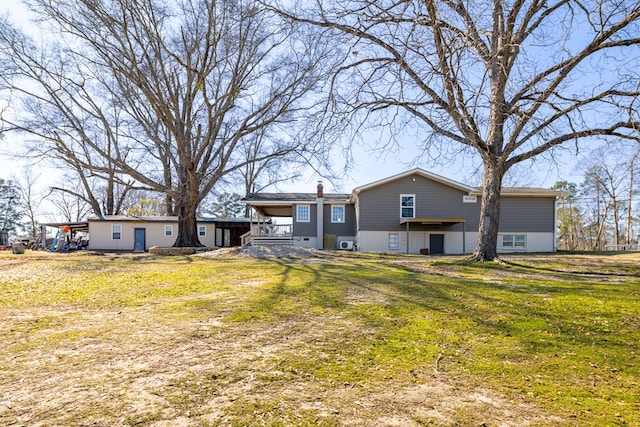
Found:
[317,181,324,249]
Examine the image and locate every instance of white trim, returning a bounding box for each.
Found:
[111,224,122,240]
[400,194,415,219]
[164,225,173,237]
[296,204,310,222]
[198,225,207,237]
[500,234,527,250]
[331,205,345,223]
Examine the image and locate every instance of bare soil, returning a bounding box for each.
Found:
[2,248,618,426]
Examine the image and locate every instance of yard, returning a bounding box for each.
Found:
[0,248,638,426]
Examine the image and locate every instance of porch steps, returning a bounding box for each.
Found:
[248,236,293,246]
[240,231,294,247]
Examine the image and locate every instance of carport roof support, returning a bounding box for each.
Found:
[399,218,467,254]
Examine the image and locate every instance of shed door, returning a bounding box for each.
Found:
[134,228,146,252]
[430,234,444,255]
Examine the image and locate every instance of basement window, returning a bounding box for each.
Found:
[502,234,526,249]
[389,233,399,250]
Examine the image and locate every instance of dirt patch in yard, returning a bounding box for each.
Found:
[0,249,598,426]
[1,305,564,426]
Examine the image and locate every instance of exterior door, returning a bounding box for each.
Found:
[215,228,223,247]
[430,234,444,255]
[134,228,146,252]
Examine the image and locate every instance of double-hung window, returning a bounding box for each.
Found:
[164,225,173,237]
[297,205,310,222]
[198,225,206,237]
[111,225,121,240]
[401,194,415,219]
[331,205,345,223]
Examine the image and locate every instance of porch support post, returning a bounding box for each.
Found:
[406,220,410,253]
[316,181,324,249]
[463,221,466,254]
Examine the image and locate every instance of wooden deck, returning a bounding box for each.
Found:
[241,224,293,247]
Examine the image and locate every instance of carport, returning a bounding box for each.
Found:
[399,217,466,254]
[41,221,89,251]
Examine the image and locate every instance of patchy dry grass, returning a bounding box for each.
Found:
[0,249,638,426]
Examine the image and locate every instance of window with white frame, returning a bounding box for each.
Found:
[502,234,526,249]
[199,225,206,237]
[297,205,310,222]
[111,225,121,240]
[164,225,173,237]
[389,233,399,249]
[331,205,345,223]
[400,194,415,218]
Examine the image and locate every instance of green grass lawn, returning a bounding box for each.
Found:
[0,250,638,426]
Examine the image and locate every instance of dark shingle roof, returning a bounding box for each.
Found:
[242,193,351,203]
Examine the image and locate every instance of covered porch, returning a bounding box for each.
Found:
[399,217,467,254]
[241,196,299,247]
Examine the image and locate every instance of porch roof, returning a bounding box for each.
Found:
[42,221,90,233]
[242,192,351,217]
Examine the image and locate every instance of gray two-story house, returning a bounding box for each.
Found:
[242,168,559,254]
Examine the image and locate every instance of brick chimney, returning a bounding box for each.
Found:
[317,181,324,198]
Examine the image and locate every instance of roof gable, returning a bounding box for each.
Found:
[351,168,475,199]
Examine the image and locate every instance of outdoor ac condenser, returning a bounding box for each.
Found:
[338,240,355,250]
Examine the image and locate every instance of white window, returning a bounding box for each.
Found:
[297,205,310,222]
[164,225,173,237]
[389,233,399,249]
[401,194,415,218]
[502,234,526,249]
[111,225,121,240]
[199,225,206,237]
[331,205,345,223]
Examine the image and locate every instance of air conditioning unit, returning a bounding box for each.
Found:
[338,240,355,250]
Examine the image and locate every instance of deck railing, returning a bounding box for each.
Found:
[252,224,292,236]
[242,224,294,247]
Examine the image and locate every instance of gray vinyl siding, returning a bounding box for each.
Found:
[293,203,317,236]
[293,203,357,236]
[357,173,480,231]
[499,196,556,232]
[324,204,357,235]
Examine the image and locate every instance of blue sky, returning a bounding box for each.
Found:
[0,1,587,204]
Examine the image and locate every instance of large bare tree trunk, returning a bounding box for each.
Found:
[174,204,201,247]
[172,167,203,247]
[474,160,505,262]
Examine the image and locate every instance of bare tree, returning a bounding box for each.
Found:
[269,0,640,260]
[579,143,640,249]
[43,176,94,223]
[15,167,42,242]
[625,148,640,246]
[0,0,337,247]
